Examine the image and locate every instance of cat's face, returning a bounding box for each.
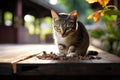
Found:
[51,10,78,37]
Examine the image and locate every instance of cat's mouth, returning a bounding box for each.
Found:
[62,34,66,37]
[61,30,67,37]
[62,32,66,37]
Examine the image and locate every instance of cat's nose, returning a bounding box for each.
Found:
[60,30,64,35]
[61,31,66,37]
[60,29,66,37]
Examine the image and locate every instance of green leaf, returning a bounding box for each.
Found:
[105,25,116,39]
[104,9,120,16]
[102,14,117,21]
[103,5,120,16]
[90,29,105,38]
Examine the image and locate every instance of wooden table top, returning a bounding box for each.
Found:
[0,44,120,63]
[0,44,58,63]
[0,44,120,75]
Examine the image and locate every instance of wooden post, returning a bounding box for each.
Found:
[15,0,22,43]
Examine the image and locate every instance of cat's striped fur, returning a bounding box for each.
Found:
[51,10,89,56]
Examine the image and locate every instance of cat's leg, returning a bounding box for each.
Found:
[57,44,66,56]
[66,45,76,57]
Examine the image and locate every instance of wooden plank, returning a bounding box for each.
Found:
[89,46,120,63]
[0,44,50,63]
[0,44,120,75]
[16,45,120,75]
[15,56,93,74]
[0,44,58,74]
[14,45,120,64]
[1,44,120,63]
[16,56,120,75]
[0,62,13,75]
[16,63,120,76]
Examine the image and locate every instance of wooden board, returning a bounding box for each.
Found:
[0,44,57,63]
[0,44,120,75]
[16,45,120,75]
[17,62,120,76]
[0,44,57,74]
[0,62,13,75]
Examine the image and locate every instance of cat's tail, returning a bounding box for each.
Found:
[86,50,98,56]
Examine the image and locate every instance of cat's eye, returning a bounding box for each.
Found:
[66,27,70,30]
[70,21,74,23]
[69,22,75,25]
[69,19,74,23]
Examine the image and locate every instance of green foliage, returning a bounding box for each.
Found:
[4,11,12,20]
[102,15,117,21]
[24,14,36,34]
[90,29,105,38]
[103,5,120,16]
[57,0,91,24]
[96,5,120,55]
[87,0,120,56]
[84,9,94,24]
[101,8,120,41]
[102,40,111,51]
[40,17,52,40]
[4,11,13,26]
[34,18,40,34]
[58,0,89,14]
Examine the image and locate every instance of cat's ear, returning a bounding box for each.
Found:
[51,10,59,20]
[69,10,78,20]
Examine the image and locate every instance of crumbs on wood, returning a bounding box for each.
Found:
[36,51,101,61]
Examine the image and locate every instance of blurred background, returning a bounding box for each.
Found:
[0,0,91,44]
[0,0,120,56]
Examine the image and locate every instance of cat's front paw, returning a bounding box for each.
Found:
[66,52,76,57]
[56,53,65,57]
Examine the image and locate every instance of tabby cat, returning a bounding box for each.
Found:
[51,10,89,57]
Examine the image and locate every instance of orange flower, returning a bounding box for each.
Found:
[86,0,110,7]
[88,10,104,23]
[98,0,110,7]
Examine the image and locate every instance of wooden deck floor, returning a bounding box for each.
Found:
[0,44,120,75]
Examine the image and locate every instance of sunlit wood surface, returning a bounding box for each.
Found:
[0,44,120,63]
[0,44,58,63]
[0,44,120,75]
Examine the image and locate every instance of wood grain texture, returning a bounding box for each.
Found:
[0,44,120,75]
